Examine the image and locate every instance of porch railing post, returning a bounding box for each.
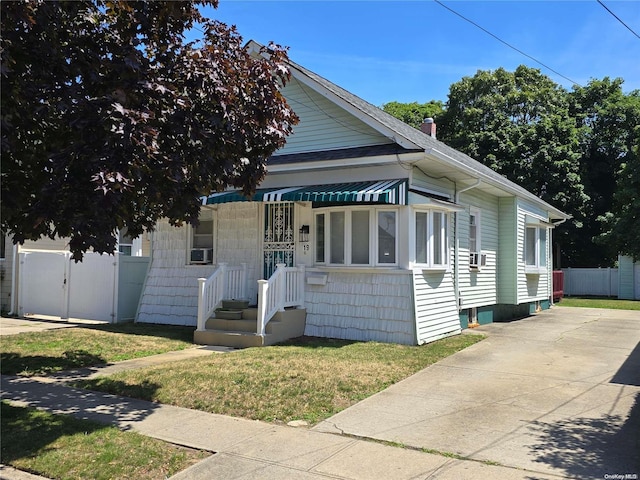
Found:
[298,264,306,308]
[276,263,286,312]
[197,277,206,331]
[218,262,227,300]
[257,279,269,336]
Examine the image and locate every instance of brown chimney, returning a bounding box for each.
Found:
[420,118,436,139]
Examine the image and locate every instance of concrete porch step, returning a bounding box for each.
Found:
[194,329,271,348]
[195,308,307,348]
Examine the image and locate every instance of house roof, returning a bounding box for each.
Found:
[275,51,570,221]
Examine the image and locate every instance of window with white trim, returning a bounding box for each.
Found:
[189,209,215,265]
[469,209,480,254]
[314,207,397,266]
[118,227,133,256]
[414,210,449,269]
[524,225,547,271]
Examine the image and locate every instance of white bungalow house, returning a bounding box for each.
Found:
[135,41,570,347]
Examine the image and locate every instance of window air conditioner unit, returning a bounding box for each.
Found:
[469,252,487,269]
[190,248,213,264]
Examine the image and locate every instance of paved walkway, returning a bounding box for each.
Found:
[2,308,639,479]
[314,306,640,479]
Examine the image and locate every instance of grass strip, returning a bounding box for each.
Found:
[1,323,195,376]
[75,334,483,425]
[1,401,209,480]
[556,297,640,310]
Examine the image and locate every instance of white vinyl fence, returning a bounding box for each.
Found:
[562,255,640,300]
[562,267,618,297]
[19,250,149,322]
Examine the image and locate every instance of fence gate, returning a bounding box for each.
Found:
[19,251,117,321]
[263,202,295,279]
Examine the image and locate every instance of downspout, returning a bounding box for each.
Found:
[454,179,482,312]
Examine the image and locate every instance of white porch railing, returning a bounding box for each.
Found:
[256,263,305,336]
[197,263,248,331]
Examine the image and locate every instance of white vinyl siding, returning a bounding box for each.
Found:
[138,203,261,326]
[304,270,415,345]
[413,269,460,344]
[275,77,391,155]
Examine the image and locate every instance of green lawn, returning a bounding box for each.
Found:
[556,297,640,311]
[1,401,209,480]
[2,324,484,479]
[0,322,196,376]
[75,334,484,425]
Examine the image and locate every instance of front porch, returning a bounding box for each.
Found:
[193,263,306,348]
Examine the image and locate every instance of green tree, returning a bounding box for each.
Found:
[382,101,444,129]
[570,79,640,263]
[1,1,298,260]
[437,66,588,267]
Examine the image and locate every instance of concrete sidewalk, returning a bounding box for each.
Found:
[1,375,555,480]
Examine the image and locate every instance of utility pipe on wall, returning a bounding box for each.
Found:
[454,179,482,311]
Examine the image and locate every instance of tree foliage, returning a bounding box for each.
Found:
[575,81,640,261]
[436,66,588,266]
[386,69,639,266]
[1,0,298,260]
[381,100,444,129]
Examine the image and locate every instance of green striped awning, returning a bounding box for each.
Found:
[203,179,408,205]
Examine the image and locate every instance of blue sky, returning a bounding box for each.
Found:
[198,1,640,106]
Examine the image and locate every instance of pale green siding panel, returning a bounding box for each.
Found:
[498,198,517,304]
[411,168,454,197]
[276,77,392,155]
[457,190,499,308]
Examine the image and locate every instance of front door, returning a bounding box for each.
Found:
[263,202,295,278]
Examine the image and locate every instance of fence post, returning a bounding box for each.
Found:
[241,263,248,300]
[197,277,206,331]
[257,279,268,335]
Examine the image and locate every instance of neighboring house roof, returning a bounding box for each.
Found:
[250,41,570,221]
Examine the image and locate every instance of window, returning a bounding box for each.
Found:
[414,210,449,269]
[118,228,133,256]
[378,211,396,264]
[352,210,370,264]
[315,207,397,266]
[524,225,548,272]
[469,209,480,254]
[189,209,215,264]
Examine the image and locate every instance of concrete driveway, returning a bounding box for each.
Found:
[314,306,640,479]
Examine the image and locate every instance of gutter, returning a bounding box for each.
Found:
[454,179,482,311]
